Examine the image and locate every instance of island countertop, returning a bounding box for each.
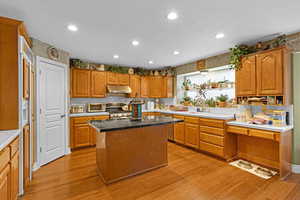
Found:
[90,116,183,132]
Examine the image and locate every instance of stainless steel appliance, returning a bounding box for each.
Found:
[87,103,106,113]
[70,104,85,113]
[106,103,131,120]
[106,85,132,97]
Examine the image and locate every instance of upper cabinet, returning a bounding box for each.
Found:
[106,72,129,86]
[140,76,149,98]
[164,77,174,98]
[71,68,91,98]
[149,76,163,98]
[91,71,106,98]
[236,55,256,96]
[130,75,141,98]
[118,74,130,86]
[236,47,291,105]
[256,49,283,95]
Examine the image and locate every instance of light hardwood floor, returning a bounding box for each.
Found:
[21,142,300,200]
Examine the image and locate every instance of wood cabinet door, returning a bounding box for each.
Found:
[130,75,141,98]
[236,55,257,96]
[23,125,30,189]
[166,77,173,98]
[91,71,106,97]
[140,76,149,98]
[71,69,91,97]
[174,122,185,144]
[149,76,163,98]
[256,49,283,95]
[73,124,91,148]
[10,152,19,200]
[106,72,118,85]
[23,58,29,99]
[118,74,130,86]
[0,164,10,200]
[185,123,199,149]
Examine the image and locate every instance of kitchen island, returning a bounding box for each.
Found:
[90,116,183,184]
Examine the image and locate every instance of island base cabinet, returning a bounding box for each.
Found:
[0,164,10,200]
[174,122,185,144]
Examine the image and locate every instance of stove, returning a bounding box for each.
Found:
[106,103,132,120]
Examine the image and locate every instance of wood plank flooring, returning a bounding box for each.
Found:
[21,142,300,200]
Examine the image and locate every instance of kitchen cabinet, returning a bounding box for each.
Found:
[164,77,174,98]
[71,68,91,97]
[130,75,141,98]
[70,115,109,149]
[185,122,199,149]
[23,125,30,189]
[174,122,185,144]
[141,76,149,98]
[236,55,256,96]
[106,72,129,86]
[23,58,29,99]
[0,164,10,200]
[256,49,283,95]
[91,71,106,97]
[118,74,130,86]
[0,17,30,130]
[149,76,163,98]
[10,151,19,200]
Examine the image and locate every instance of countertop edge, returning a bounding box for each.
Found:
[69,112,109,117]
[226,121,293,133]
[0,130,20,151]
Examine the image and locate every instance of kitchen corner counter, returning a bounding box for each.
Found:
[90,116,183,132]
[143,110,234,120]
[69,112,109,117]
[0,129,20,151]
[227,121,293,133]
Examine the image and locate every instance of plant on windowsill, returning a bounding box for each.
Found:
[205,98,216,108]
[180,96,193,106]
[182,79,192,91]
[216,94,229,107]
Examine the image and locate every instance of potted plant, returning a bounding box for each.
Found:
[205,98,216,107]
[216,94,229,107]
[181,96,193,106]
[182,79,192,91]
[229,45,256,70]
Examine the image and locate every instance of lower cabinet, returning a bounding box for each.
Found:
[70,115,109,149]
[0,164,10,200]
[10,152,19,200]
[174,122,185,144]
[184,123,199,149]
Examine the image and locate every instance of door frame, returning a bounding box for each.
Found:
[35,56,70,170]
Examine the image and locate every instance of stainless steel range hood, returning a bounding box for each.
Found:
[107,85,132,95]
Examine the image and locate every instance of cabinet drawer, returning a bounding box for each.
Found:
[10,137,19,158]
[72,117,92,124]
[92,115,109,121]
[161,113,173,117]
[200,126,224,136]
[199,118,224,128]
[174,115,185,120]
[227,126,249,135]
[248,129,275,140]
[200,132,224,146]
[200,141,224,157]
[185,116,199,124]
[0,147,10,172]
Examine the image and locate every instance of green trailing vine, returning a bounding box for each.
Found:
[229,45,256,70]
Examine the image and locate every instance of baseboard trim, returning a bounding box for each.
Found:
[32,162,40,172]
[65,147,71,155]
[292,164,300,174]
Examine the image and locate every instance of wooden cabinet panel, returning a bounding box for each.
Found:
[227,126,248,135]
[248,129,275,140]
[118,74,130,86]
[0,147,10,173]
[236,55,257,96]
[9,137,19,161]
[199,118,224,128]
[173,115,185,120]
[73,124,91,148]
[23,125,30,189]
[10,152,19,200]
[165,77,173,98]
[0,164,10,200]
[140,76,149,98]
[23,58,29,99]
[92,116,109,121]
[256,49,283,95]
[106,72,118,85]
[91,71,106,97]
[200,126,224,136]
[174,122,185,144]
[149,76,163,98]
[200,141,224,157]
[73,116,92,124]
[184,116,199,124]
[185,123,199,149]
[130,75,141,98]
[200,132,224,146]
[71,69,91,97]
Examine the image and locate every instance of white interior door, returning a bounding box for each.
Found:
[39,60,66,166]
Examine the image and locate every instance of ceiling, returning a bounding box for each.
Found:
[1,0,300,68]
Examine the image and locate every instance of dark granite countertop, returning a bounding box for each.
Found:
[89,116,183,132]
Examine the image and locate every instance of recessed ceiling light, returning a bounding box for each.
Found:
[173,51,180,55]
[216,33,225,39]
[148,60,153,64]
[167,12,178,20]
[67,24,78,32]
[113,54,119,59]
[132,40,139,46]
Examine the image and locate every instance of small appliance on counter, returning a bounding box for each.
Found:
[70,104,85,113]
[106,103,131,120]
[87,103,106,113]
[129,99,144,121]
